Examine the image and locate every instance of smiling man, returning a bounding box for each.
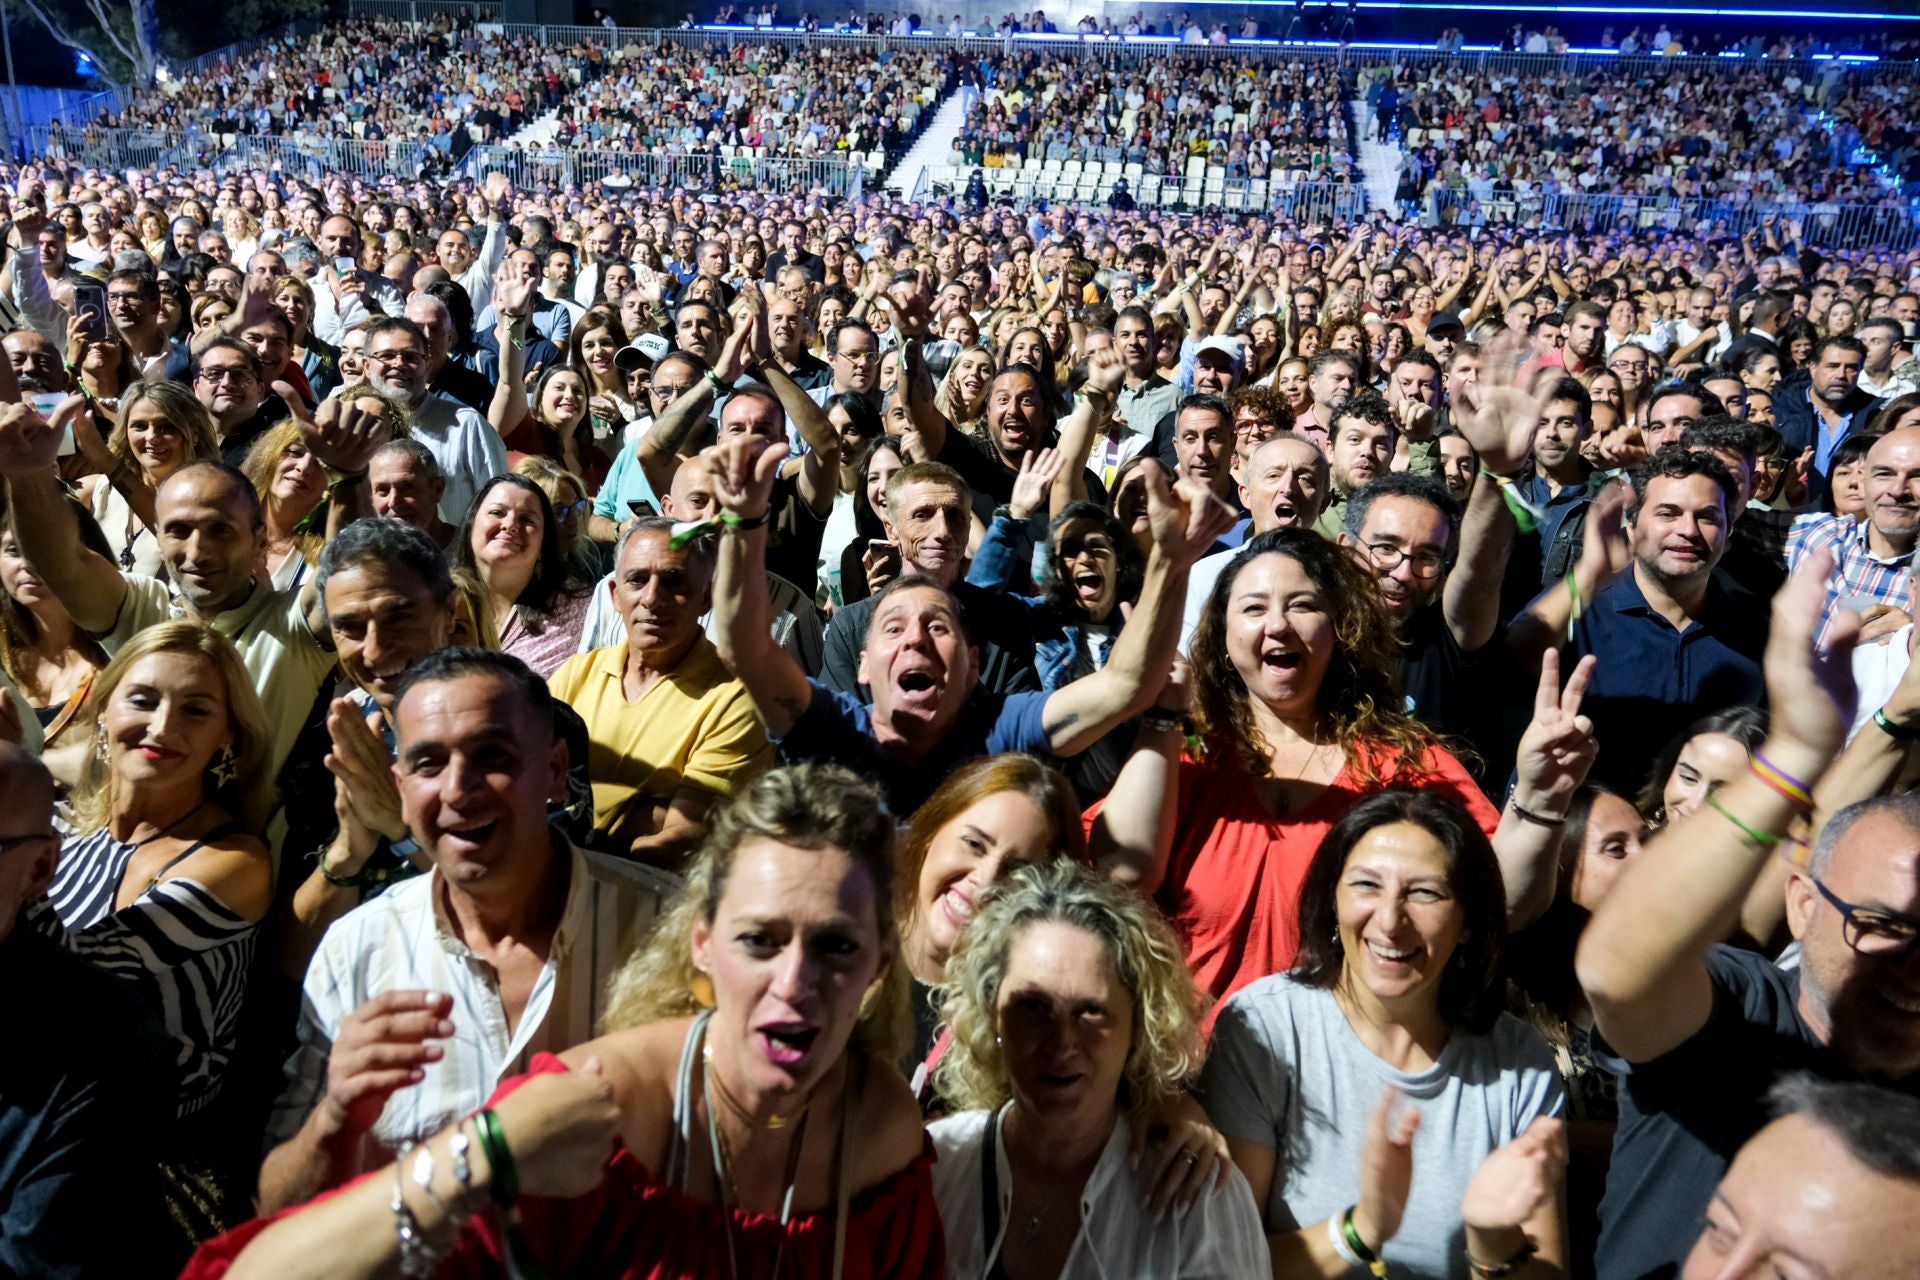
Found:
[1562,450,1767,790]
[715,437,1227,815]
[257,647,675,1213]
[1179,436,1329,652]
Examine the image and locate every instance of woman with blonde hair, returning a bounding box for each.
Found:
[513,453,604,582]
[241,419,329,591]
[190,764,944,1278]
[930,860,1271,1277]
[271,274,340,401]
[71,380,220,577]
[934,343,996,437]
[32,620,274,1126]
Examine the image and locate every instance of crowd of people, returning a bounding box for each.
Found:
[1374,58,1920,210]
[951,51,1356,186]
[546,39,955,165]
[98,18,611,165]
[4,18,1920,1276]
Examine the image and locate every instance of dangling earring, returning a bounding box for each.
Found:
[690,970,715,1008]
[1331,927,1342,948]
[94,723,109,764]
[207,744,238,788]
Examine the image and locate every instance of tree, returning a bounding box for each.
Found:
[15,0,162,87]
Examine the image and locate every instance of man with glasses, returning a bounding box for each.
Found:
[1608,342,1653,406]
[357,315,504,524]
[1575,566,1920,1279]
[0,743,167,1274]
[105,268,189,382]
[811,318,881,409]
[1337,470,1512,750]
[193,337,288,464]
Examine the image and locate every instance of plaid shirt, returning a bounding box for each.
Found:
[1787,513,1914,646]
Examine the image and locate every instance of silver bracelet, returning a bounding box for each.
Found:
[449,1121,473,1193]
[392,1142,438,1278]
[411,1143,453,1219]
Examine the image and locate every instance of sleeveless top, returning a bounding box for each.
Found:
[179,1022,948,1280]
[32,820,257,1119]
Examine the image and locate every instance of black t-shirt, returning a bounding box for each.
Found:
[1593,946,1861,1280]
[936,428,1106,525]
[1398,603,1497,768]
[766,471,829,599]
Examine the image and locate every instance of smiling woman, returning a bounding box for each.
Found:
[1203,790,1568,1279]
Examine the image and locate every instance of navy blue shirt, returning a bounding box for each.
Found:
[777,681,1052,815]
[1567,568,1769,790]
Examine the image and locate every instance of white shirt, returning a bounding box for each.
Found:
[312,268,408,347]
[267,840,677,1160]
[396,390,509,523]
[930,1108,1271,1280]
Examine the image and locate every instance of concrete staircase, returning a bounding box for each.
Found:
[883,89,970,199]
[1349,97,1405,214]
[506,108,563,147]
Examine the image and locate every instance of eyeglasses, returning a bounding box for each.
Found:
[0,831,54,855]
[836,348,879,362]
[556,498,590,519]
[1364,541,1448,579]
[1809,877,1920,960]
[366,349,425,367]
[197,366,256,385]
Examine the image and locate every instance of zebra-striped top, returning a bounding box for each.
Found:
[32,822,260,1120]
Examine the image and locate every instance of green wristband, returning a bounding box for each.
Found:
[476,1107,519,1208]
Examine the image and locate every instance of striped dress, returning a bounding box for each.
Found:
[31,822,259,1121]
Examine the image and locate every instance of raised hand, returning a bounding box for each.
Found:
[1512,649,1598,816]
[303,394,391,475]
[1143,467,1236,568]
[710,436,790,519]
[1577,479,1632,585]
[318,991,456,1140]
[0,399,65,476]
[1461,334,1553,475]
[1352,1088,1421,1255]
[492,267,537,320]
[1007,445,1065,520]
[1762,547,1862,779]
[1461,1117,1565,1234]
[1083,344,1125,398]
[883,270,933,339]
[325,698,406,843]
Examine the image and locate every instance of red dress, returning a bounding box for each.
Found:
[1088,743,1498,1032]
[180,1054,946,1279]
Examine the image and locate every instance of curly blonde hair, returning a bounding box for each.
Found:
[1189,528,1439,789]
[600,764,911,1061]
[934,860,1204,1116]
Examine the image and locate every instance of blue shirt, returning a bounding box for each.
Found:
[778,682,1052,815]
[1566,569,1769,790]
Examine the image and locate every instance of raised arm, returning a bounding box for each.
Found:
[709,437,816,739]
[1442,467,1516,654]
[486,268,536,437]
[1495,650,1598,928]
[638,320,744,498]
[0,399,127,633]
[1506,480,1630,667]
[1089,662,1186,895]
[1041,470,1232,756]
[749,304,839,517]
[1576,553,1858,1063]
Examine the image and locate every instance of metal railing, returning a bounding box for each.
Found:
[340,1,502,23]
[924,162,1367,218]
[1425,187,1920,250]
[22,124,442,179]
[460,143,864,197]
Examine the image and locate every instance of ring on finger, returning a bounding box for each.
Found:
[1181,1151,1198,1166]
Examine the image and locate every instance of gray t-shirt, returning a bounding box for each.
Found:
[1202,976,1565,1280]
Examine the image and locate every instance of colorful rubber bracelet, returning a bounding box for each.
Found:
[1748,751,1813,810]
[1704,793,1781,849]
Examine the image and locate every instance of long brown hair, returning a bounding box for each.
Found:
[1189,528,1436,787]
[895,754,1086,943]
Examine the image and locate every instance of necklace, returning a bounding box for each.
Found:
[703,1041,812,1130]
[131,798,212,894]
[703,1046,810,1280]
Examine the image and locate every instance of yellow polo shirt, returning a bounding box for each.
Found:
[548,637,772,846]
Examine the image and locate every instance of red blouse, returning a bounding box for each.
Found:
[181,1054,947,1280]
[1087,743,1498,1033]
